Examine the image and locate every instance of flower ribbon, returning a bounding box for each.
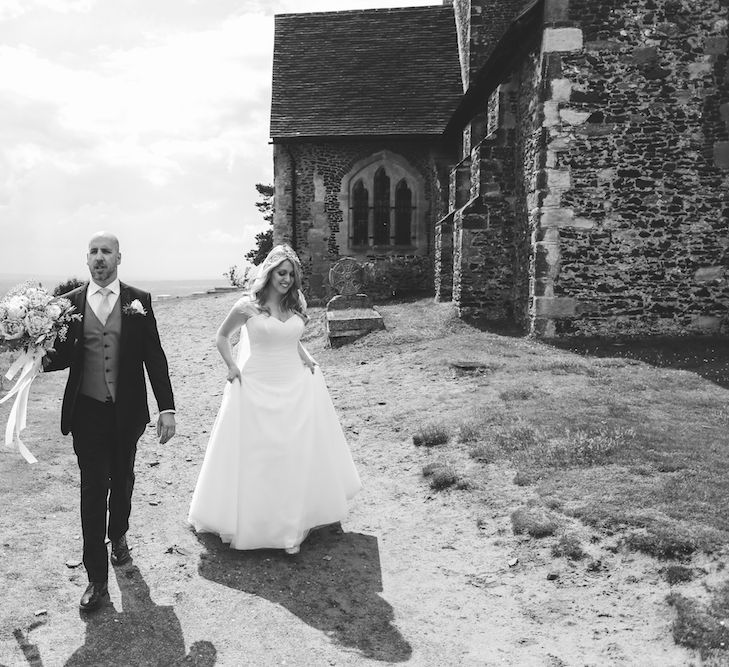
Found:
[0,348,44,463]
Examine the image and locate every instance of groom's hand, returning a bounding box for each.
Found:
[157,413,176,444]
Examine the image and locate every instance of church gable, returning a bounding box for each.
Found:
[271,6,463,138]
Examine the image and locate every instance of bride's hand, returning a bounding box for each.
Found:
[227,365,242,383]
[303,360,317,375]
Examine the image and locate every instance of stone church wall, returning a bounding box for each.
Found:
[448,42,543,325]
[273,140,442,302]
[533,0,729,336]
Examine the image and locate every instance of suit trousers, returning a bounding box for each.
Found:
[71,395,144,582]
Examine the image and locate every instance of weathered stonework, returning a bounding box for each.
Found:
[273,140,447,302]
[536,0,729,337]
[274,0,729,338]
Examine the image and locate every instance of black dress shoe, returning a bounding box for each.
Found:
[110,535,131,566]
[79,581,108,612]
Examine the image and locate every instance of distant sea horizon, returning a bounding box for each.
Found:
[0,274,232,301]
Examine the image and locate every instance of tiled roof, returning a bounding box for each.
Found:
[271,6,463,139]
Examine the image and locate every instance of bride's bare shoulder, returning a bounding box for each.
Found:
[231,296,261,319]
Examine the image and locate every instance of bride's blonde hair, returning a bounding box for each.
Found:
[247,245,308,322]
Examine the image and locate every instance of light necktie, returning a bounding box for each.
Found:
[96,287,112,325]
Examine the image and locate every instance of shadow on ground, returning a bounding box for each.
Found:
[196,527,412,663]
[548,336,729,389]
[62,564,215,667]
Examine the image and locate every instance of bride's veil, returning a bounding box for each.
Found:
[235,319,251,370]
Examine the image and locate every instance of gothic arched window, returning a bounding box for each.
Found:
[352,179,369,246]
[341,152,423,254]
[394,179,412,245]
[373,168,391,246]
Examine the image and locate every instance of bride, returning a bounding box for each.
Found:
[188,245,361,554]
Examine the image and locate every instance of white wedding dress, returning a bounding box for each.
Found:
[188,312,361,551]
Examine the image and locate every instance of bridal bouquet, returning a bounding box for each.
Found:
[0,282,80,463]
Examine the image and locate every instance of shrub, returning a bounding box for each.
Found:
[223,265,250,288]
[430,467,459,491]
[469,443,498,463]
[422,462,441,477]
[52,277,85,297]
[551,534,586,560]
[458,420,483,444]
[625,524,698,560]
[662,565,695,585]
[511,506,559,538]
[422,461,464,491]
[413,424,450,447]
[668,587,729,657]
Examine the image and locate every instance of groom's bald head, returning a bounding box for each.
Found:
[87,231,122,287]
[88,231,120,253]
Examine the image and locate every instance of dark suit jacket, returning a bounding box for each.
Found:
[46,282,175,435]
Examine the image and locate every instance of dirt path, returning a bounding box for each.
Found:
[0,293,697,666]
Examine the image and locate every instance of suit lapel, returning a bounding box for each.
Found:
[75,283,88,342]
[120,282,130,351]
[69,284,88,364]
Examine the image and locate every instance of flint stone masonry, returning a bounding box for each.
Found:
[531,0,729,337]
[274,0,729,338]
[273,140,441,301]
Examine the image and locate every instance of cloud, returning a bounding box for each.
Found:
[200,229,247,245]
[0,0,434,279]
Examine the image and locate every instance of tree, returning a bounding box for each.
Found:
[245,183,274,266]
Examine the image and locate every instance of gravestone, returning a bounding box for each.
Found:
[326,257,384,347]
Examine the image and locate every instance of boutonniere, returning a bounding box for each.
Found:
[122,299,147,316]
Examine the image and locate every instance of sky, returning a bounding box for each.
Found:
[0,0,437,282]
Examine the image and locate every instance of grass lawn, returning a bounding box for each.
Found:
[381,301,729,661]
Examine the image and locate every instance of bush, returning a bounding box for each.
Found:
[551,534,586,560]
[662,565,695,585]
[413,424,450,447]
[469,443,498,464]
[53,277,85,297]
[625,524,698,560]
[511,506,559,538]
[223,265,250,288]
[422,461,464,491]
[458,420,483,444]
[668,587,729,657]
[430,467,459,491]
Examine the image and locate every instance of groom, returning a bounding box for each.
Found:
[46,231,176,611]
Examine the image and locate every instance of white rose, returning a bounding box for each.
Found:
[5,297,28,320]
[0,319,25,340]
[24,312,53,338]
[45,303,62,320]
[26,288,50,309]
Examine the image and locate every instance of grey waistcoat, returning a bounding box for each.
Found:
[80,297,122,402]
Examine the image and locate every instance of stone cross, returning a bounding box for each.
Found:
[328,257,364,296]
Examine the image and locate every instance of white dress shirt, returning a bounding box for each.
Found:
[87,278,120,320]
